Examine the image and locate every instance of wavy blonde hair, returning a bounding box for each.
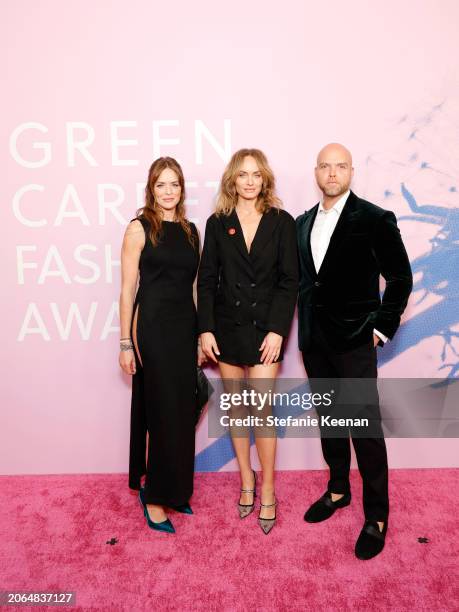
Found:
[215,148,282,216]
[136,157,197,248]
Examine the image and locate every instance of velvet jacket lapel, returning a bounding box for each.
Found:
[317,191,362,279]
[298,204,319,279]
[300,191,362,280]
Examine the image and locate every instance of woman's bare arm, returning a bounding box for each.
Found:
[119,220,145,374]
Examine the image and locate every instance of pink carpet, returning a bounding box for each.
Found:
[1,469,458,611]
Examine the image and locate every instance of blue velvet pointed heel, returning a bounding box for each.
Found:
[143,508,175,533]
[138,487,175,534]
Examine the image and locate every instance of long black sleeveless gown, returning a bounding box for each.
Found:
[128,216,199,506]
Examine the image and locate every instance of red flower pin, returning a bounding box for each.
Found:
[228,227,236,235]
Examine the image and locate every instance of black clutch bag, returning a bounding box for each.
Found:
[196,366,214,426]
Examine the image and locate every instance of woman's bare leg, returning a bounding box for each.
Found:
[248,363,279,520]
[218,361,255,505]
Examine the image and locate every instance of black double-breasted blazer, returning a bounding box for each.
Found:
[197,207,299,365]
[296,191,413,353]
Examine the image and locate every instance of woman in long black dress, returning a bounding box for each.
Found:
[119,157,201,534]
[198,149,298,534]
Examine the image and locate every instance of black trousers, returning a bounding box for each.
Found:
[301,325,389,521]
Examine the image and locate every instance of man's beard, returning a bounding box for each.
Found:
[322,183,346,197]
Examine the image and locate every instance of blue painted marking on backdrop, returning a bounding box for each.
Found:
[195,432,234,472]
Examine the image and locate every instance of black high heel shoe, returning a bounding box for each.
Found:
[138,487,175,534]
[258,497,277,535]
[238,470,257,519]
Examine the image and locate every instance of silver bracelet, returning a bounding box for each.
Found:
[120,342,134,351]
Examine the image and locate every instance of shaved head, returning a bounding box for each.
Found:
[316,143,353,167]
[315,143,354,203]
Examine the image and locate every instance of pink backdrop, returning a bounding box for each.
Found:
[2,0,458,474]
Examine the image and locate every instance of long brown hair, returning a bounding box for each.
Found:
[215,148,282,216]
[136,157,197,248]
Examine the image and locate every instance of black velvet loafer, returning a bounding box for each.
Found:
[304,491,351,523]
[355,520,387,560]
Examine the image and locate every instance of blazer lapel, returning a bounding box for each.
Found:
[317,191,361,279]
[249,208,280,257]
[220,209,251,264]
[298,205,319,278]
[221,207,281,263]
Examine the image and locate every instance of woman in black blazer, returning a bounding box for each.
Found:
[197,148,298,534]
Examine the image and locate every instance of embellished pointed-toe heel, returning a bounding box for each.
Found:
[138,487,175,534]
[258,498,277,535]
[238,470,257,519]
[171,502,193,515]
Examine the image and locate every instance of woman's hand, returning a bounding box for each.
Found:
[259,332,283,365]
[200,332,220,364]
[119,349,136,375]
[197,343,207,367]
